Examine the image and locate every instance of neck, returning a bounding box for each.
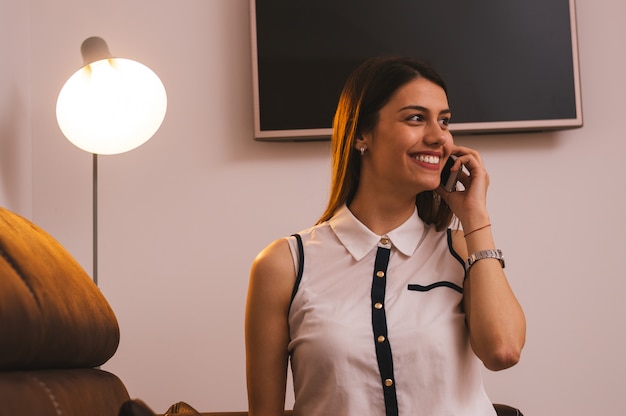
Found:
[348,192,417,235]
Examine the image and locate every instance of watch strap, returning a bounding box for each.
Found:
[465,249,505,270]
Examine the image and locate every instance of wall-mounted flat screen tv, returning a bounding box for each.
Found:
[250,0,582,141]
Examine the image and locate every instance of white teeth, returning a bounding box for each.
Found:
[414,154,440,164]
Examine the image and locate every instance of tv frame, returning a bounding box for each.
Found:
[250,0,583,142]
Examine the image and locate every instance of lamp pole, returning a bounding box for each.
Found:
[93,153,98,285]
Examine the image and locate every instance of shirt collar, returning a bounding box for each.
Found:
[328,204,427,261]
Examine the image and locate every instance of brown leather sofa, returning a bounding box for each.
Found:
[0,206,130,415]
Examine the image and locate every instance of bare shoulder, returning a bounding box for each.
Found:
[249,238,296,304]
[246,238,295,413]
[251,237,295,280]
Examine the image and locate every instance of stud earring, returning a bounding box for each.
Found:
[360,146,366,156]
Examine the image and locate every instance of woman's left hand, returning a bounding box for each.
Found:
[435,145,491,230]
[437,146,526,371]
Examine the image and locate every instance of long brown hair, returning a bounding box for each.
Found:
[317,56,454,231]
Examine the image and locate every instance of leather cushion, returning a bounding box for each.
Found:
[0,206,120,370]
[0,368,129,416]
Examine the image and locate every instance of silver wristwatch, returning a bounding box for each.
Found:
[465,249,505,270]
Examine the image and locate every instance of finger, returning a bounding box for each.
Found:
[456,170,471,189]
[451,146,483,169]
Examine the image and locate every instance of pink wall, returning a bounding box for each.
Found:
[0,0,31,215]
[2,0,625,415]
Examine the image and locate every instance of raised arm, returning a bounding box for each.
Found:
[451,228,526,371]
[245,238,296,415]
[439,146,526,371]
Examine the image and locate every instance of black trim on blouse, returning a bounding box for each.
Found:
[446,228,467,277]
[371,246,399,416]
[289,233,305,307]
[408,281,463,293]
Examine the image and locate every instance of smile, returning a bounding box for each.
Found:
[412,154,440,165]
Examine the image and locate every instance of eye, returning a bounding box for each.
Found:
[406,114,425,123]
[439,116,451,127]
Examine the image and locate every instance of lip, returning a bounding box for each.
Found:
[410,151,443,170]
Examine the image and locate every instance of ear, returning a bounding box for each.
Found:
[354,136,367,152]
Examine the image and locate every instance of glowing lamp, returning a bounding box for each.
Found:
[55,37,167,284]
[56,36,167,155]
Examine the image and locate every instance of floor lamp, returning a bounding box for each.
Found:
[56,36,167,285]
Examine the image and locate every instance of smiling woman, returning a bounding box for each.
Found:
[319,57,455,231]
[355,77,454,217]
[245,56,526,416]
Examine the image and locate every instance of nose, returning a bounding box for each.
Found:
[424,120,451,147]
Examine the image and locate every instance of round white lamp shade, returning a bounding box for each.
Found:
[56,54,167,155]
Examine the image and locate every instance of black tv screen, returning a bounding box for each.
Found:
[250,0,582,141]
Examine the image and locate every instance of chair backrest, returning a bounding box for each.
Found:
[0,206,120,370]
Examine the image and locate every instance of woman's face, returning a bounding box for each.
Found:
[359,77,454,197]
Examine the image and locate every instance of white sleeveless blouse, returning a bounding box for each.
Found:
[287,205,496,416]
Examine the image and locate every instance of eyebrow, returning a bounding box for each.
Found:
[399,105,451,115]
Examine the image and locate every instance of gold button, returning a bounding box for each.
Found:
[374,302,383,310]
[376,271,385,278]
[384,379,394,387]
[377,335,385,343]
[380,237,390,245]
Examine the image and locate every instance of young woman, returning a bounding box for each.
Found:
[245,56,526,416]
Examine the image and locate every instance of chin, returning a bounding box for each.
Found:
[415,186,438,195]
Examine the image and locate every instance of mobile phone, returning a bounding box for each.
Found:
[440,155,460,192]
